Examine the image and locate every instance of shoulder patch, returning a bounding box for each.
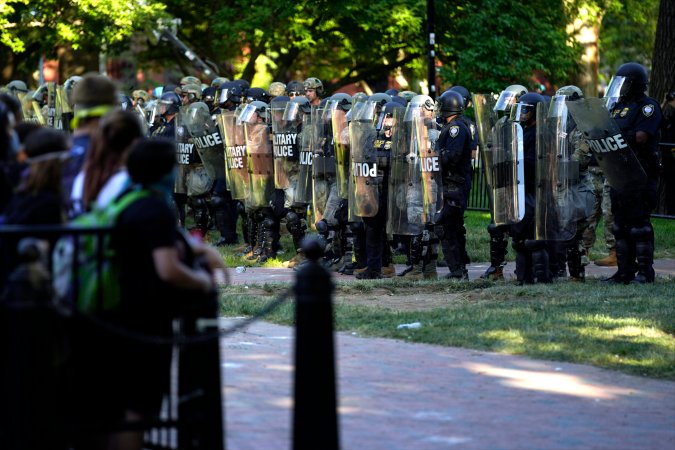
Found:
[619,107,629,118]
[449,125,460,138]
[642,104,654,117]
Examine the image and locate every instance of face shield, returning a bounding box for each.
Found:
[603,76,627,110]
[217,88,230,106]
[282,102,301,122]
[237,103,258,125]
[509,103,535,123]
[494,91,519,114]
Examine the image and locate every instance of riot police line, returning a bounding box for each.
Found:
[1,62,666,285]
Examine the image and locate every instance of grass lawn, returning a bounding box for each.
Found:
[213,212,675,381]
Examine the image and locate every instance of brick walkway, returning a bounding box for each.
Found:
[221,319,675,450]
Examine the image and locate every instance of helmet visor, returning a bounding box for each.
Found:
[282,102,300,122]
[494,91,519,113]
[237,103,257,124]
[603,76,627,110]
[509,103,534,122]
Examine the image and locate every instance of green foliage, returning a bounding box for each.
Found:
[437,0,581,94]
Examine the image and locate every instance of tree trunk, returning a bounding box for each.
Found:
[569,6,603,97]
[650,0,675,103]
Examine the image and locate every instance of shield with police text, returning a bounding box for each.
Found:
[185,102,226,183]
[490,118,525,225]
[348,110,380,218]
[294,113,313,206]
[312,102,339,222]
[218,110,249,200]
[173,107,198,194]
[534,98,587,242]
[566,97,646,194]
[387,105,428,236]
[244,120,275,208]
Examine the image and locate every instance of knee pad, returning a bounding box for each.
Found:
[263,217,276,229]
[629,224,652,242]
[315,219,329,234]
[286,211,306,234]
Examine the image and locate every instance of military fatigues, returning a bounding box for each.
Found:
[608,95,662,282]
[436,118,473,278]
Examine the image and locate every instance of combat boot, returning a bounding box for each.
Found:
[400,262,423,280]
[480,265,504,281]
[381,264,396,278]
[594,249,617,266]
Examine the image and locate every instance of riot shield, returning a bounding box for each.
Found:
[534,98,583,241]
[244,121,275,208]
[56,85,73,133]
[217,110,249,200]
[491,119,525,225]
[174,107,200,195]
[348,116,380,218]
[21,91,45,125]
[295,113,313,205]
[271,97,294,189]
[332,106,350,200]
[566,97,646,194]
[185,102,226,183]
[387,107,423,235]
[472,93,499,189]
[312,102,338,222]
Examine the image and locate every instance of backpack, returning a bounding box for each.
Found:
[52,188,150,313]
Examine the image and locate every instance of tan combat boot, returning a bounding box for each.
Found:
[594,249,617,267]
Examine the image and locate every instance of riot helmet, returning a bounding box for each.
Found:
[268,82,286,98]
[179,83,202,104]
[132,89,148,106]
[202,86,216,109]
[246,87,271,104]
[398,90,417,104]
[449,85,472,108]
[286,80,305,97]
[555,85,584,101]
[406,94,435,122]
[303,77,324,96]
[185,101,210,128]
[510,92,544,123]
[391,96,407,106]
[237,100,268,124]
[385,88,399,96]
[369,93,392,112]
[32,83,49,107]
[217,82,244,108]
[283,95,311,122]
[180,75,201,87]
[379,101,404,135]
[331,93,352,112]
[211,76,230,88]
[435,90,465,118]
[494,84,528,114]
[7,80,28,96]
[118,94,134,110]
[157,91,181,117]
[604,62,649,110]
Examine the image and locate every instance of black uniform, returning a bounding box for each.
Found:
[436,118,472,277]
[608,94,662,283]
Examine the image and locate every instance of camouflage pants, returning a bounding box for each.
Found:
[580,168,615,251]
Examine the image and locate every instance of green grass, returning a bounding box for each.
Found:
[219,278,675,380]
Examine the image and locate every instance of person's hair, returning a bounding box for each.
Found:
[14,122,42,144]
[82,109,143,207]
[22,128,69,196]
[127,138,176,185]
[0,93,22,122]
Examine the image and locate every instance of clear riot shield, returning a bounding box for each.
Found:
[244,120,275,208]
[45,82,58,129]
[535,99,583,242]
[387,106,432,236]
[56,85,73,133]
[185,102,226,183]
[332,106,350,200]
[312,102,338,222]
[472,93,499,189]
[217,110,249,200]
[566,97,646,194]
[271,98,295,189]
[22,91,45,125]
[348,107,380,218]
[491,118,525,225]
[295,113,313,205]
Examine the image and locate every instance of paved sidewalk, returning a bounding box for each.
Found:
[227,258,675,285]
[221,319,675,450]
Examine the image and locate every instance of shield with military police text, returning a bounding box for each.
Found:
[218,110,249,200]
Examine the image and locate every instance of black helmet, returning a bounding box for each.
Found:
[246,87,270,104]
[202,86,217,104]
[369,93,392,111]
[384,88,399,96]
[331,92,352,111]
[286,80,305,97]
[449,85,471,108]
[518,92,545,106]
[391,96,407,106]
[435,90,464,117]
[614,62,649,97]
[158,91,181,116]
[217,82,244,107]
[511,92,545,122]
[232,79,250,92]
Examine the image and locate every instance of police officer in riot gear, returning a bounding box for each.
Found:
[268,82,286,99]
[246,87,271,104]
[149,91,181,138]
[286,80,305,98]
[353,97,397,279]
[603,62,662,284]
[434,90,473,279]
[510,92,552,283]
[211,76,230,88]
[216,81,244,111]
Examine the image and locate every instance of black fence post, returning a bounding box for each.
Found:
[292,237,339,450]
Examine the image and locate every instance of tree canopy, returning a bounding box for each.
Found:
[0,0,663,97]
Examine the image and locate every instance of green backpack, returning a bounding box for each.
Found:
[53,189,150,313]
